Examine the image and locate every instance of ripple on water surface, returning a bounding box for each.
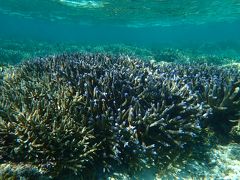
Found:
[0,0,239,26]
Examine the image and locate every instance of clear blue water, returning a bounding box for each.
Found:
[1,0,240,26]
[1,1,240,179]
[0,0,240,46]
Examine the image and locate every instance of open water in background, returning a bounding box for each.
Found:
[1,1,240,179]
[0,0,240,52]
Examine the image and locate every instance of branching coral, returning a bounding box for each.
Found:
[0,59,100,177]
[154,63,240,133]
[0,53,239,178]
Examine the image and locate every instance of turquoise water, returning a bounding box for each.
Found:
[0,0,240,44]
[0,1,240,179]
[1,0,240,26]
[0,0,240,64]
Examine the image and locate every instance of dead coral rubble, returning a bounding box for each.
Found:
[0,53,239,178]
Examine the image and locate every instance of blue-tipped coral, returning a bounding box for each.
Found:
[158,63,240,134]
[0,53,239,178]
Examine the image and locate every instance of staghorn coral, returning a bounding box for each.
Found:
[0,66,3,84]
[0,60,100,177]
[0,163,44,180]
[1,53,237,178]
[155,63,240,134]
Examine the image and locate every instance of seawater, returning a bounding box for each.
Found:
[0,0,240,51]
[0,0,240,179]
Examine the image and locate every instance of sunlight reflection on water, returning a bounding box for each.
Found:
[58,0,106,8]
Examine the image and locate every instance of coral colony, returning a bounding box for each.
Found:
[0,53,240,178]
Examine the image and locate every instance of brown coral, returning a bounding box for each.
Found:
[2,53,234,178]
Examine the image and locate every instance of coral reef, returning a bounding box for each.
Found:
[159,142,240,179]
[0,53,211,178]
[0,53,240,178]
[1,38,240,65]
[0,39,154,65]
[0,163,45,180]
[230,122,240,143]
[155,63,240,134]
[0,65,4,82]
